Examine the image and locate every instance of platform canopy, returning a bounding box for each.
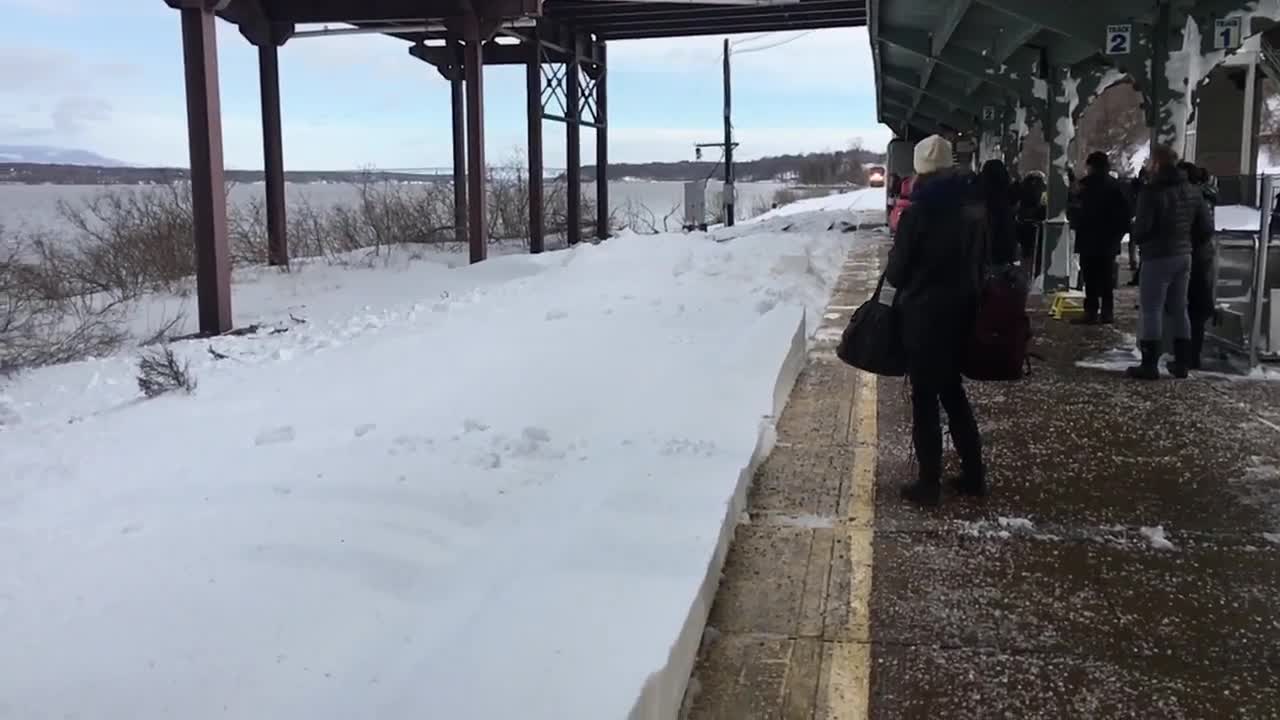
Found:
[215,0,866,43]
[868,0,1169,139]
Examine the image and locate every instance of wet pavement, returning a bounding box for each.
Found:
[684,241,1280,719]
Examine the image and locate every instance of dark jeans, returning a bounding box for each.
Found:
[1138,254,1192,342]
[909,369,983,485]
[1079,254,1116,320]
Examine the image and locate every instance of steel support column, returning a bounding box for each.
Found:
[595,41,609,240]
[450,38,468,248]
[462,19,488,263]
[179,6,232,335]
[527,34,545,253]
[258,43,288,267]
[565,33,582,247]
[1044,64,1073,291]
[1150,0,1174,152]
[723,37,735,227]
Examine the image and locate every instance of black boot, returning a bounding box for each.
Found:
[948,473,989,498]
[1189,324,1205,370]
[1071,313,1099,326]
[1126,341,1161,380]
[1167,339,1191,379]
[900,481,941,507]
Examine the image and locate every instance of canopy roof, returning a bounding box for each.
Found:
[869,0,1164,137]
[217,0,866,42]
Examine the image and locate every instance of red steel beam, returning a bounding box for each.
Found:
[565,31,582,247]
[595,40,608,241]
[450,38,468,248]
[258,43,289,267]
[462,15,489,263]
[180,6,233,335]
[527,33,546,254]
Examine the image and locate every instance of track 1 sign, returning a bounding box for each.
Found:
[1106,24,1132,55]
[1214,17,1243,50]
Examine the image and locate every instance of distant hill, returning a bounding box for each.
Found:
[586,148,886,184]
[0,147,889,186]
[0,163,446,186]
[0,145,128,167]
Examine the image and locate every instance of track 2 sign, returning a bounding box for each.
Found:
[1106,24,1132,55]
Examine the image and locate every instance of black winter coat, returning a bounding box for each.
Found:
[1189,183,1218,318]
[1132,166,1213,259]
[1068,174,1131,257]
[885,171,988,380]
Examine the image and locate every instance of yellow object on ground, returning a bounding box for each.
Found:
[1050,290,1087,320]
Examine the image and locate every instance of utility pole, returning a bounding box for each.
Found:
[723,38,735,227]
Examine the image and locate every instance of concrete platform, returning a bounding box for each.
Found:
[683,241,1280,719]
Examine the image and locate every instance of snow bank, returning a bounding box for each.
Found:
[0,226,860,719]
[1217,204,1264,231]
[748,186,886,224]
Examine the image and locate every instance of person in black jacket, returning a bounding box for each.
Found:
[978,159,1018,265]
[1184,164,1218,369]
[1127,145,1214,380]
[1068,152,1131,324]
[1015,172,1048,276]
[885,135,988,507]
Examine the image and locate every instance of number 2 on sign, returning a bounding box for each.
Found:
[1106,24,1132,55]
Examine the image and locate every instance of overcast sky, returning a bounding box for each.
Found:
[0,0,890,170]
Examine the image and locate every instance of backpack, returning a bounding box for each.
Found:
[963,264,1032,381]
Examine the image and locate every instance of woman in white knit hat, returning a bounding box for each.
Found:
[883,134,989,507]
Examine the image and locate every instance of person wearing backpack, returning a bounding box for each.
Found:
[1127,145,1214,380]
[1184,164,1218,369]
[885,135,988,507]
[1068,152,1132,325]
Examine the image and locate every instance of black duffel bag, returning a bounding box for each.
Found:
[836,275,906,376]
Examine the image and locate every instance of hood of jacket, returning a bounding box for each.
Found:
[1151,164,1184,188]
[909,170,972,211]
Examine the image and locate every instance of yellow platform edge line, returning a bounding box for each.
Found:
[821,368,877,720]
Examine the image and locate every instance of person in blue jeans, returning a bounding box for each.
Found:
[1127,145,1214,380]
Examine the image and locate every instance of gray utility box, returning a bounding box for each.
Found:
[684,180,707,230]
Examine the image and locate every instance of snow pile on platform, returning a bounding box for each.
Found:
[749,186,886,224]
[0,224,860,719]
[1217,204,1265,232]
[1076,339,1280,383]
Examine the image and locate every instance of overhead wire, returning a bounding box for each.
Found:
[729,30,816,56]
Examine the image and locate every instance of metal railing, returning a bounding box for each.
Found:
[1207,174,1279,368]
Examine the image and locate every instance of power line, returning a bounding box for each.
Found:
[729,32,773,48]
[730,30,816,56]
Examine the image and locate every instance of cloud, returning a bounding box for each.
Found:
[51,96,113,135]
[0,13,885,168]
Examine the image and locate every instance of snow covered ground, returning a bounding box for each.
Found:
[748,186,886,224]
[0,220,863,719]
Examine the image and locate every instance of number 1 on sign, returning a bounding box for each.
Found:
[1214,17,1242,50]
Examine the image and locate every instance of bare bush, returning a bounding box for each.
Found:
[0,231,128,376]
[2,155,611,375]
[55,182,197,298]
[619,200,682,235]
[1073,81,1148,173]
[1261,79,1280,159]
[136,345,196,398]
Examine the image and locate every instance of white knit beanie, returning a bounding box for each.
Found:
[913,135,954,175]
